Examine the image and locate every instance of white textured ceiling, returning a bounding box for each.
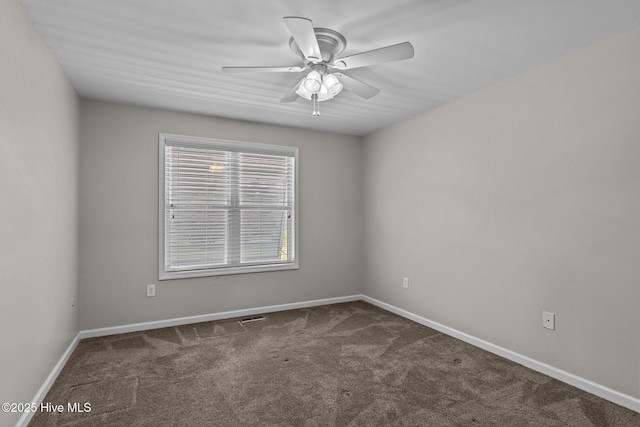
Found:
[19,0,640,136]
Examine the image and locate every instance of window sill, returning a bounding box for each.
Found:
[159,261,299,280]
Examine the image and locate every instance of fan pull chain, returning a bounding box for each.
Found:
[312,94,320,116]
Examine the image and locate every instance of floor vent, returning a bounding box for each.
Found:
[239,315,266,324]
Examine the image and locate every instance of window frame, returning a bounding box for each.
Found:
[158,133,299,280]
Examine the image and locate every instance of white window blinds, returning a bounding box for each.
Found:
[159,134,298,279]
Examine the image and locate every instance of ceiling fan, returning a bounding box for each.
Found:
[222,17,414,116]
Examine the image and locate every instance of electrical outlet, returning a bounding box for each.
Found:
[543,311,555,330]
[403,277,409,289]
[147,284,156,297]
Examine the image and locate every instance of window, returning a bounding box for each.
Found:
[159,133,298,279]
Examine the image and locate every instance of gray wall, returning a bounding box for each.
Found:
[0,0,79,425]
[363,27,640,398]
[79,100,364,330]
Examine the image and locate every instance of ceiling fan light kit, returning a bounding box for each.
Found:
[296,68,344,116]
[222,17,415,116]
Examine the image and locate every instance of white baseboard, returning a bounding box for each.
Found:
[22,293,638,427]
[361,295,640,413]
[80,294,363,339]
[16,333,81,427]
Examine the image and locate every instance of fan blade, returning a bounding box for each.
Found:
[283,17,322,63]
[334,42,414,70]
[222,66,305,73]
[336,73,380,99]
[280,78,305,103]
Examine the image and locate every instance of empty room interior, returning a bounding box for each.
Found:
[2,0,640,425]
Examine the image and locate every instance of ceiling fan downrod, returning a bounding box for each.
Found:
[312,94,319,116]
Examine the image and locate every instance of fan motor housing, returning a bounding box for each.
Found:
[289,28,347,64]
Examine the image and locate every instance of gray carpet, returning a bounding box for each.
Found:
[29,301,639,426]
